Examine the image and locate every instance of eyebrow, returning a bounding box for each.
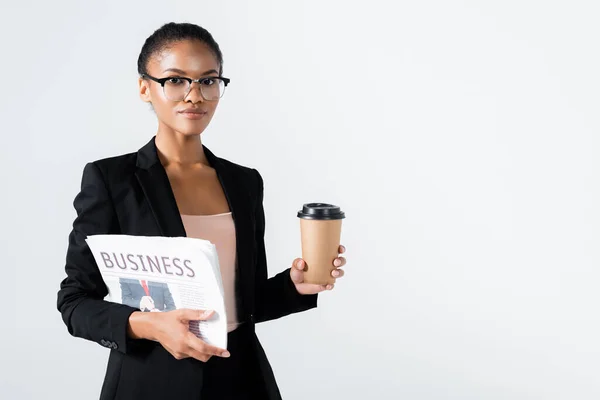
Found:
[162,68,219,76]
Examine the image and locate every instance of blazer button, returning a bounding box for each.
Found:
[111,342,118,350]
[249,314,255,323]
[100,339,108,346]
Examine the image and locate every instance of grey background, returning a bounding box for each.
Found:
[1,1,599,399]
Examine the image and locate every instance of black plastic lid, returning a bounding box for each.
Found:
[297,203,345,220]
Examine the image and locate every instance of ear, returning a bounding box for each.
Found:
[138,77,152,103]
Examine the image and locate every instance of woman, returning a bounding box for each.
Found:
[56,22,347,400]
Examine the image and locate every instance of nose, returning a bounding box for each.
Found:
[184,81,205,103]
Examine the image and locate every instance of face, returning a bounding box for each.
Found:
[138,40,222,137]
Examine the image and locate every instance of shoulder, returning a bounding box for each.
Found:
[215,155,263,189]
[76,151,141,194]
[87,151,138,181]
[73,152,138,201]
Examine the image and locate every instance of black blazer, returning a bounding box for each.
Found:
[119,278,176,312]
[57,137,318,400]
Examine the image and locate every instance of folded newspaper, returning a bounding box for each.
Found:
[85,234,227,349]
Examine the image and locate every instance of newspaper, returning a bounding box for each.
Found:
[85,234,227,349]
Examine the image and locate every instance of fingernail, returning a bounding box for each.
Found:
[333,271,339,277]
[222,351,230,358]
[297,260,304,268]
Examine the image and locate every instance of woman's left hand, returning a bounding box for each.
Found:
[290,245,346,295]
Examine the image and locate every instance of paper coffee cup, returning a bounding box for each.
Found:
[297,203,345,285]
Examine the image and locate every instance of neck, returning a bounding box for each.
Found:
[155,127,208,166]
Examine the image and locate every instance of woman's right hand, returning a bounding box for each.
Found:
[127,308,230,362]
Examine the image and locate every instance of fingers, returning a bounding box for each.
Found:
[177,309,214,322]
[331,269,345,278]
[169,335,230,362]
[338,245,346,254]
[298,283,327,295]
[333,257,346,268]
[332,255,346,279]
[296,282,334,295]
[317,283,335,292]
[186,332,230,359]
[291,254,345,293]
[290,259,305,284]
[293,258,305,271]
[159,309,231,363]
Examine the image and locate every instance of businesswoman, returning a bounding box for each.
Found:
[56,22,347,400]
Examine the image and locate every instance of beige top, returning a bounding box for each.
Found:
[180,212,239,332]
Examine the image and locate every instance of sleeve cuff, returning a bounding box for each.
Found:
[109,304,138,354]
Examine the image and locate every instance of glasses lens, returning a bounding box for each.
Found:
[201,78,226,101]
[163,78,190,101]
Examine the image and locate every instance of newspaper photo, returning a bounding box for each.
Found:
[85,234,227,349]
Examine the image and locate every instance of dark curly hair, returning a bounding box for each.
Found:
[137,22,224,76]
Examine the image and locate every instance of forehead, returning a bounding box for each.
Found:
[148,40,220,76]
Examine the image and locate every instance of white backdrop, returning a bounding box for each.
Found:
[1,1,599,399]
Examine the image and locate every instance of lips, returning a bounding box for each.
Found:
[178,109,207,115]
[178,109,207,120]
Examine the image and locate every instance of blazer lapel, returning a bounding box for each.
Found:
[135,159,186,237]
[203,146,253,227]
[204,145,255,320]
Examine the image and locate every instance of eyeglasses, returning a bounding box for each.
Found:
[141,73,231,101]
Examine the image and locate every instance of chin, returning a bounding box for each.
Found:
[175,123,209,137]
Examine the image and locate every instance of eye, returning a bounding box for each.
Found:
[167,77,186,85]
[200,78,217,86]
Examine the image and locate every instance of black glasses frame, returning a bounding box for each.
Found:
[140,73,231,100]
